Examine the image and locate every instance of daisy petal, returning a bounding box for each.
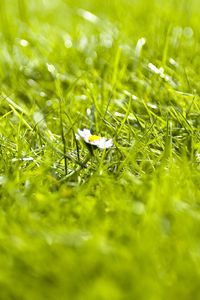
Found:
[77,128,113,150]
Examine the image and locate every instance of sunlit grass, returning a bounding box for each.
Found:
[0,0,200,299]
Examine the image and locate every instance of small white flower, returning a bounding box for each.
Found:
[76,129,113,149]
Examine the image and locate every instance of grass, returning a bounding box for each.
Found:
[0,0,200,299]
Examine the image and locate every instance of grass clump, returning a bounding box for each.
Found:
[0,0,200,299]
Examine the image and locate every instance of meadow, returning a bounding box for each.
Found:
[0,0,200,299]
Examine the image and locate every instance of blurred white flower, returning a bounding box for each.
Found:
[76,129,113,149]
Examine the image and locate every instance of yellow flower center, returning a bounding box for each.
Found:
[88,135,101,142]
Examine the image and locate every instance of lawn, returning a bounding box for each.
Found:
[0,0,200,299]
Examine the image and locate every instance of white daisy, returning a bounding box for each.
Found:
[76,129,113,149]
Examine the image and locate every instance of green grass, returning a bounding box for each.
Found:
[0,0,200,299]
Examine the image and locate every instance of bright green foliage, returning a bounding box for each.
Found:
[0,0,200,299]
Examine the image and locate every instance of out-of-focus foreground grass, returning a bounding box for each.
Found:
[0,0,200,299]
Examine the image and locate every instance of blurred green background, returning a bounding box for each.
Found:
[0,0,200,299]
